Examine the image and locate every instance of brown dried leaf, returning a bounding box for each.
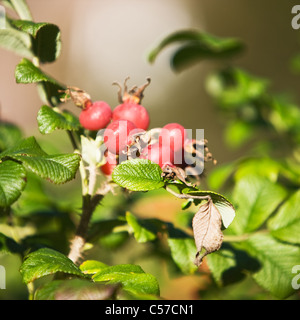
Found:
[192,199,224,267]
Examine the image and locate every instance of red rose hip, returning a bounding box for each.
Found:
[112,102,150,131]
[159,123,187,153]
[101,151,118,176]
[104,119,136,154]
[79,101,112,131]
[141,143,174,168]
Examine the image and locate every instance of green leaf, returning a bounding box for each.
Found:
[12,20,61,63]
[15,59,65,106]
[171,41,242,72]
[93,264,160,296]
[231,175,287,234]
[10,0,32,20]
[206,243,261,287]
[112,159,164,192]
[0,136,46,158]
[12,153,81,184]
[240,234,300,299]
[20,248,84,284]
[37,105,80,135]
[148,30,205,63]
[224,120,254,149]
[167,237,198,275]
[15,58,56,83]
[0,28,33,58]
[206,68,269,108]
[0,160,26,207]
[0,137,81,184]
[80,260,109,275]
[0,122,23,152]
[148,30,243,72]
[125,212,157,243]
[268,190,300,244]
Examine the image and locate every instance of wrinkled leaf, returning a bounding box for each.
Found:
[37,105,80,135]
[0,137,81,184]
[12,153,81,185]
[112,159,164,192]
[20,248,85,284]
[0,160,26,207]
[15,58,57,84]
[193,200,224,266]
[15,59,65,106]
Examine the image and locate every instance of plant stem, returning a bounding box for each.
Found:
[165,185,211,201]
[27,283,35,300]
[68,193,103,264]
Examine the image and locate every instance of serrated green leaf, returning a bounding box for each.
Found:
[37,105,80,135]
[112,159,164,192]
[240,234,300,299]
[80,260,109,275]
[15,59,66,106]
[0,160,26,207]
[15,58,55,83]
[0,136,46,158]
[12,153,81,184]
[20,248,85,284]
[231,175,287,234]
[125,212,157,243]
[0,137,81,184]
[93,264,160,296]
[268,190,300,244]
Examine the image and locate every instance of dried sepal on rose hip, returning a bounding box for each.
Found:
[112,77,151,131]
[60,86,112,131]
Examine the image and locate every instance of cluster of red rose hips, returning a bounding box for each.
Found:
[64,78,213,177]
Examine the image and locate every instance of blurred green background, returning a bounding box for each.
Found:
[1,0,300,300]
